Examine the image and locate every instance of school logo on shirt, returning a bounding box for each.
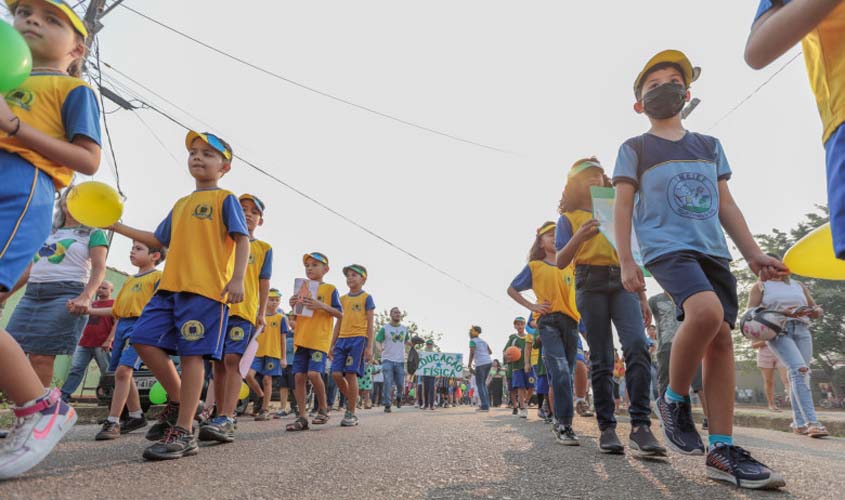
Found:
[192,204,213,220]
[248,253,256,264]
[181,320,205,341]
[352,303,362,312]
[311,351,323,362]
[5,88,34,111]
[271,321,278,328]
[34,239,76,264]
[667,173,717,220]
[131,282,143,292]
[229,326,245,341]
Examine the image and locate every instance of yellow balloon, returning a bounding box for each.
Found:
[783,223,845,280]
[239,382,250,400]
[66,181,123,228]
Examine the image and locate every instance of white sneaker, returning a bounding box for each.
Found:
[519,408,528,419]
[0,389,77,480]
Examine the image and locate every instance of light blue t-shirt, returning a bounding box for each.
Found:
[612,132,732,264]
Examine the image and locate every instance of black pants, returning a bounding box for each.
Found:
[423,376,436,409]
[372,382,383,406]
[489,378,504,406]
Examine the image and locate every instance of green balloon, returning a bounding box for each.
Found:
[460,383,467,391]
[149,381,167,405]
[0,21,32,93]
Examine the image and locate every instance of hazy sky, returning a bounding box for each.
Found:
[5,1,828,356]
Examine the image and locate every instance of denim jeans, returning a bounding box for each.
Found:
[60,345,110,400]
[474,363,492,410]
[382,360,405,408]
[538,312,578,425]
[767,322,819,427]
[575,265,653,430]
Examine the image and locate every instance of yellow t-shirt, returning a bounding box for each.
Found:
[256,312,286,359]
[512,260,580,324]
[338,291,375,339]
[112,269,161,319]
[527,333,540,366]
[154,189,249,303]
[562,210,619,266]
[229,239,272,324]
[801,3,845,143]
[293,283,341,353]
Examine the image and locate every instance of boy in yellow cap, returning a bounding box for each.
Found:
[329,264,375,427]
[286,252,343,431]
[110,131,250,461]
[199,193,272,442]
[745,1,845,260]
[612,50,787,489]
[246,288,289,420]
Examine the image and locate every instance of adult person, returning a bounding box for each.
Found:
[375,307,411,412]
[487,360,506,407]
[467,325,493,412]
[748,266,828,437]
[60,280,114,402]
[7,190,108,386]
[752,342,789,412]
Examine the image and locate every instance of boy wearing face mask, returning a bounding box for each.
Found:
[612,50,789,490]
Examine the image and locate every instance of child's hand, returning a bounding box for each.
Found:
[289,296,299,309]
[748,253,789,281]
[327,349,334,361]
[301,297,324,311]
[640,299,653,327]
[255,313,266,332]
[621,261,645,293]
[530,302,551,315]
[523,364,532,373]
[0,100,18,133]
[574,219,601,242]
[222,279,245,304]
[281,357,287,368]
[364,347,373,362]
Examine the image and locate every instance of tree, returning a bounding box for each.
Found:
[731,206,845,397]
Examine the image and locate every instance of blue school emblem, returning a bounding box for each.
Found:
[667,172,717,220]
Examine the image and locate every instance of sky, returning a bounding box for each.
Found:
[4,1,829,357]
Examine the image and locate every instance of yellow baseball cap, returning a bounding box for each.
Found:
[6,1,88,37]
[633,49,700,97]
[238,194,265,214]
[185,131,233,161]
[268,288,282,298]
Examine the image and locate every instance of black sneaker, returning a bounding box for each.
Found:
[599,427,624,454]
[120,416,148,435]
[512,407,518,416]
[145,402,179,441]
[629,425,667,457]
[655,393,705,455]
[384,406,392,413]
[95,420,121,441]
[706,443,785,490]
[143,426,198,461]
[702,418,709,431]
[198,416,235,443]
[553,424,579,446]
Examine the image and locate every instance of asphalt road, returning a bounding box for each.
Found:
[0,405,842,500]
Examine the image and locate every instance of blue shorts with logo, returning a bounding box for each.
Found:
[292,347,327,375]
[330,336,367,377]
[511,368,536,389]
[109,318,142,371]
[130,291,229,360]
[251,356,282,376]
[535,374,549,395]
[0,155,55,291]
[826,123,845,259]
[223,315,254,356]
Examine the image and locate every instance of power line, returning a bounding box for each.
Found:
[117,4,520,157]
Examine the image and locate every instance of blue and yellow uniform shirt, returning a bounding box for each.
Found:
[1,71,101,189]
[113,269,162,319]
[555,210,619,266]
[256,312,289,359]
[229,238,273,324]
[154,189,249,302]
[612,132,732,265]
[293,283,342,353]
[511,261,580,323]
[338,291,375,339]
[755,1,845,143]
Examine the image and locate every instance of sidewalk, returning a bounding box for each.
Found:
[697,405,845,437]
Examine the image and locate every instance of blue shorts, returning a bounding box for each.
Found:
[292,347,327,375]
[251,356,282,376]
[109,318,142,371]
[576,336,586,363]
[130,292,229,360]
[535,374,549,395]
[511,368,536,389]
[330,336,367,377]
[826,123,845,259]
[223,316,254,356]
[0,155,55,291]
[279,364,294,389]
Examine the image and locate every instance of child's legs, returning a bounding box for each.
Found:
[768,325,818,426]
[213,362,227,408]
[109,365,135,418]
[611,287,652,426]
[575,360,588,399]
[702,323,734,437]
[344,373,359,411]
[61,346,95,398]
[0,329,47,403]
[577,288,615,430]
[220,354,243,417]
[261,375,273,410]
[204,378,216,409]
[760,368,776,406]
[669,291,724,397]
[136,344,181,403]
[293,372,308,418]
[176,355,205,429]
[825,124,845,259]
[28,354,55,387]
[308,371,327,411]
[126,378,141,413]
[332,372,349,399]
[279,387,289,411]
[538,315,575,425]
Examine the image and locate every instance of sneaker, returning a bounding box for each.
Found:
[0,389,77,480]
[702,417,709,432]
[146,401,179,442]
[544,415,553,424]
[273,410,289,419]
[120,416,148,435]
[143,426,198,461]
[512,407,518,416]
[519,408,528,419]
[197,404,216,425]
[340,411,359,427]
[629,425,667,457]
[254,410,271,422]
[553,424,580,446]
[95,420,121,441]
[198,416,235,443]
[655,393,704,455]
[575,400,594,417]
[807,423,829,438]
[384,406,392,413]
[706,443,785,490]
[792,424,809,435]
[0,431,7,439]
[599,427,624,454]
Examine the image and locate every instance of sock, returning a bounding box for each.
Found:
[709,434,733,447]
[575,397,585,403]
[665,387,689,403]
[107,415,119,423]
[129,410,143,419]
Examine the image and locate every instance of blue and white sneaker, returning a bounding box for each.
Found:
[0,389,77,480]
[198,416,235,443]
[706,443,785,490]
[655,392,705,455]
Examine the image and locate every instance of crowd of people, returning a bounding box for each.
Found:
[0,0,842,492]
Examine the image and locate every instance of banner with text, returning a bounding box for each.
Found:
[414,352,463,378]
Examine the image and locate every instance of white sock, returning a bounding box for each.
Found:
[107,416,119,423]
[129,411,143,419]
[575,397,585,403]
